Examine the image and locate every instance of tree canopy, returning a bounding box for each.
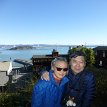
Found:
[68,45,95,66]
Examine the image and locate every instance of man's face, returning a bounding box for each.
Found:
[52,61,68,80]
[70,56,86,74]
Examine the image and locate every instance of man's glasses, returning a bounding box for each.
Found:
[55,66,68,72]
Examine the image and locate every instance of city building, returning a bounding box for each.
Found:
[32,49,68,73]
[93,46,107,68]
[0,61,12,92]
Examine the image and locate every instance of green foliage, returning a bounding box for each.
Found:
[86,66,107,93]
[0,72,38,107]
[86,66,107,107]
[68,45,95,66]
[1,65,107,107]
[0,93,22,107]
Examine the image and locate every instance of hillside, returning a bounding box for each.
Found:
[9,45,34,50]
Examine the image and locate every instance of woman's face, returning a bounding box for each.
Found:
[52,61,68,80]
[70,56,86,74]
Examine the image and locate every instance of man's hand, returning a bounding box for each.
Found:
[41,71,50,81]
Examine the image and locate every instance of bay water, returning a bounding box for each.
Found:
[0,45,96,67]
[0,46,69,67]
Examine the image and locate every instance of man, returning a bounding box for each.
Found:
[32,57,69,107]
[41,51,95,107]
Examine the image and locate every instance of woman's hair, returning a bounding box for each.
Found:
[51,57,68,66]
[70,51,86,64]
[70,51,86,59]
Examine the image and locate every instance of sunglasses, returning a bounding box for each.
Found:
[55,66,68,72]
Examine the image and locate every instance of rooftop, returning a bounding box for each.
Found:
[0,61,12,72]
[93,46,107,50]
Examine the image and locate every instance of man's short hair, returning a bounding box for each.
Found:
[51,57,68,66]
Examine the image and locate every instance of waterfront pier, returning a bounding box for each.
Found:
[14,59,33,66]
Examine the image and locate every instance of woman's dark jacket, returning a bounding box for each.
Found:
[62,69,95,107]
[32,70,69,107]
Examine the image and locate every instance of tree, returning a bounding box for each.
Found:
[68,45,95,66]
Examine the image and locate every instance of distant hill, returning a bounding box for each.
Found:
[9,45,35,50]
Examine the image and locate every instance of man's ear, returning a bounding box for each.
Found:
[51,64,54,71]
[51,67,54,71]
[84,61,86,67]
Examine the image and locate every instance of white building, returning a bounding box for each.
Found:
[0,61,12,86]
